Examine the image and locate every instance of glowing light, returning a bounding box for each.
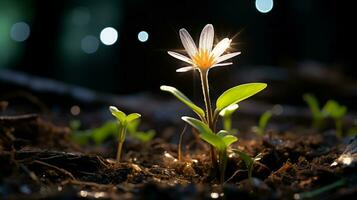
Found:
[342,156,352,165]
[100,27,118,45]
[138,31,149,42]
[255,0,274,13]
[210,192,219,199]
[80,190,88,197]
[70,105,81,116]
[81,35,99,54]
[164,151,177,162]
[10,22,30,42]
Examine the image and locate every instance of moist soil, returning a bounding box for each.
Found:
[1,113,356,200]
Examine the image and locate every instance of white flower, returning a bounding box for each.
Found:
[168,24,241,72]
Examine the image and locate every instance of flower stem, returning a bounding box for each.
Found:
[199,69,218,171]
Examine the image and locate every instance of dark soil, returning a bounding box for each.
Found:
[1,113,356,200]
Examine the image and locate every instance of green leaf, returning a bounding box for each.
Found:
[161,86,205,118]
[109,106,126,123]
[91,121,118,144]
[127,119,140,133]
[303,94,321,119]
[132,130,156,143]
[232,149,253,169]
[127,113,141,123]
[221,135,238,147]
[322,100,347,119]
[216,83,267,112]
[181,116,226,151]
[257,111,272,136]
[219,104,239,117]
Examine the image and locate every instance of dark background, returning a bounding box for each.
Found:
[0,0,355,107]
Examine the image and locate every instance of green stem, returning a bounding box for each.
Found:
[223,115,232,131]
[199,70,213,128]
[219,150,228,184]
[199,69,217,170]
[116,125,127,162]
[116,141,124,162]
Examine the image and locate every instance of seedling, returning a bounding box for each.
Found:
[71,119,154,145]
[127,119,156,143]
[162,24,267,181]
[303,94,347,137]
[182,116,237,183]
[109,106,141,162]
[219,104,239,134]
[303,94,325,129]
[322,100,347,137]
[232,149,260,184]
[256,110,272,136]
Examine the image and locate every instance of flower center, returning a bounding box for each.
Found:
[192,49,216,69]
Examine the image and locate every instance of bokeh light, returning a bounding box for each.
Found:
[100,27,118,45]
[255,0,274,14]
[10,22,30,42]
[138,31,149,42]
[81,35,99,54]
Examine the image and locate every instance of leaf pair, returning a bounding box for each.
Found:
[322,100,347,120]
[181,116,237,152]
[161,83,267,120]
[110,106,141,126]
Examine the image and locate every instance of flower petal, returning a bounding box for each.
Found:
[176,66,196,73]
[179,28,198,58]
[168,51,193,64]
[211,62,233,68]
[199,24,214,52]
[211,38,231,58]
[215,52,241,64]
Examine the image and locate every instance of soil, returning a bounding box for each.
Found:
[1,111,356,200]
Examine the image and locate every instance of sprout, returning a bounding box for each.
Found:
[322,100,347,137]
[182,116,237,183]
[219,104,239,134]
[256,110,272,136]
[109,106,141,162]
[303,94,324,129]
[303,94,347,137]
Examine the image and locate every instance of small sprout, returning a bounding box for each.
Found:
[303,94,324,129]
[256,110,272,136]
[232,149,254,182]
[127,119,156,143]
[219,104,239,134]
[182,116,237,183]
[303,94,347,137]
[322,100,347,137]
[109,106,141,162]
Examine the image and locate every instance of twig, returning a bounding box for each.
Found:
[224,169,246,184]
[33,160,76,180]
[62,179,115,189]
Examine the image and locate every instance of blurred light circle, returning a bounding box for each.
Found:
[255,0,274,13]
[100,27,118,45]
[81,35,99,54]
[10,22,30,42]
[138,31,149,42]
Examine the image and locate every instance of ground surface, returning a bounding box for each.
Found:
[1,113,356,200]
